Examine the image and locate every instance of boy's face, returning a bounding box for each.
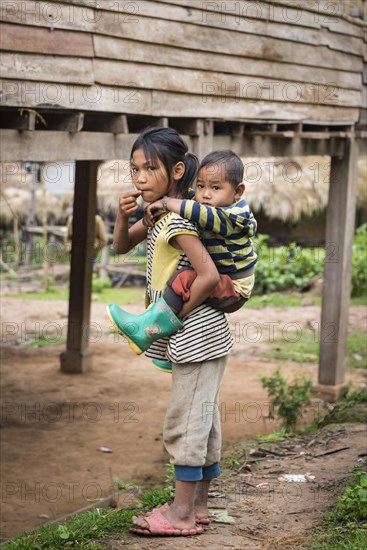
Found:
[194,164,244,207]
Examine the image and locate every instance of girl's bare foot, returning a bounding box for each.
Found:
[194,479,211,522]
[131,502,197,531]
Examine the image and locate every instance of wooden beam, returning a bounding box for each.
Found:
[228,122,244,137]
[94,35,360,91]
[101,114,129,133]
[0,23,94,57]
[1,78,360,121]
[0,130,137,161]
[93,59,363,108]
[159,117,169,127]
[0,51,94,86]
[214,135,348,158]
[4,109,37,130]
[0,129,357,161]
[46,113,84,132]
[317,138,359,401]
[95,9,364,71]
[60,161,98,374]
[82,113,128,133]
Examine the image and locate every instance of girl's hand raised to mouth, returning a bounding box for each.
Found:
[117,191,142,220]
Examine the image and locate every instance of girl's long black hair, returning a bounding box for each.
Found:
[131,127,198,198]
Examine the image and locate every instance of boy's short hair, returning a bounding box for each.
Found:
[199,150,244,188]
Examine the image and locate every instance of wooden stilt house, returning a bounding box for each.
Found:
[0,0,366,400]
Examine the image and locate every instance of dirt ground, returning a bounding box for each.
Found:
[0,296,366,544]
[104,423,367,550]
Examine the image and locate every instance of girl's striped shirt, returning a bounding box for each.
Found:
[144,212,233,364]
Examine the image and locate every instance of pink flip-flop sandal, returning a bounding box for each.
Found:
[132,502,170,523]
[130,509,204,536]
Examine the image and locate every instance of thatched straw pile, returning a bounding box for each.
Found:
[1,156,365,225]
[0,187,64,224]
[97,160,133,213]
[0,162,64,224]
[243,156,366,222]
[57,161,133,218]
[96,157,366,223]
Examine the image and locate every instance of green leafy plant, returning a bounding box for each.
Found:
[252,225,367,297]
[58,524,71,541]
[111,475,136,491]
[256,428,288,442]
[337,388,367,411]
[332,466,367,525]
[309,464,367,548]
[261,367,312,430]
[91,274,111,293]
[253,235,324,294]
[223,452,241,469]
[351,223,367,297]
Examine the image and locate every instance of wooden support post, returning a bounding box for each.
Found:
[51,113,84,132]
[316,138,358,401]
[17,109,36,130]
[24,162,39,265]
[191,119,213,159]
[99,245,109,279]
[98,114,128,134]
[155,117,169,127]
[229,122,245,154]
[60,161,98,374]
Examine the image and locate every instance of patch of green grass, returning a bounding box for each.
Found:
[347,332,367,369]
[308,526,367,549]
[96,287,145,305]
[268,330,366,369]
[10,288,70,300]
[138,464,174,511]
[248,292,321,308]
[248,292,365,308]
[309,465,367,549]
[256,428,288,442]
[3,465,175,550]
[337,388,367,411]
[269,333,319,363]
[22,337,67,349]
[9,287,145,305]
[350,294,367,306]
[2,507,133,550]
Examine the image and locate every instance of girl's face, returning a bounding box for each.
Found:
[130,148,169,203]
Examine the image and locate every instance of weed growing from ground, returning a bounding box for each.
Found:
[261,367,312,430]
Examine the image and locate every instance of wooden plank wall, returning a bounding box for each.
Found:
[0,0,366,123]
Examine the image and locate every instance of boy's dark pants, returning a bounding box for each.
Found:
[163,267,247,314]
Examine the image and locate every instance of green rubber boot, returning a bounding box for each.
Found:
[152,359,172,374]
[106,297,183,355]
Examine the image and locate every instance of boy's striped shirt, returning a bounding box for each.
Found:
[180,199,257,274]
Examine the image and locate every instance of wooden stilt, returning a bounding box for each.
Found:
[60,161,98,373]
[316,138,359,401]
[191,120,214,159]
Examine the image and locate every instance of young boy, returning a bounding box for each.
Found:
[107,150,257,365]
[147,149,257,318]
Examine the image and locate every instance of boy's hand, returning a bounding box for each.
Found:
[145,200,166,226]
[117,191,142,219]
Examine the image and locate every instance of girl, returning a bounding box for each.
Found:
[111,127,233,537]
